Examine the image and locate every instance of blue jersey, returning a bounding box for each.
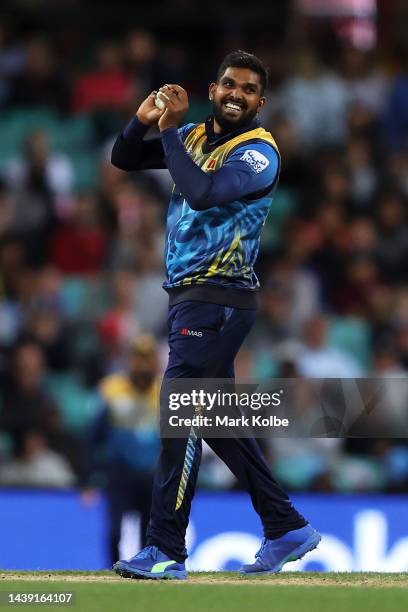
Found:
[111,115,280,307]
[162,121,280,292]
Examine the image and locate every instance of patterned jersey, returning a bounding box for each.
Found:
[163,122,280,292]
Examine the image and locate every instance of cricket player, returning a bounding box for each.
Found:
[111,51,321,579]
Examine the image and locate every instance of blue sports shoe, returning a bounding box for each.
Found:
[113,545,187,580]
[240,524,321,574]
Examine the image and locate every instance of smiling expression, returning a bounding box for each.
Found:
[209,66,266,132]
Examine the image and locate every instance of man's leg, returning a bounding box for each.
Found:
[201,307,307,539]
[117,300,311,576]
[205,436,306,538]
[146,300,305,559]
[145,301,227,562]
[200,307,320,573]
[145,435,202,562]
[113,301,208,577]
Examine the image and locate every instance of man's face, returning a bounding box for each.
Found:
[129,352,158,390]
[209,67,266,132]
[14,345,44,392]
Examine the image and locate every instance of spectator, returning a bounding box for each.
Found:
[80,334,160,563]
[72,41,133,113]
[295,315,363,378]
[383,56,408,153]
[346,135,378,206]
[339,46,388,115]
[375,188,408,283]
[0,19,26,106]
[0,430,75,488]
[334,255,380,317]
[25,305,72,372]
[0,340,80,472]
[0,178,13,238]
[5,132,60,266]
[109,180,163,272]
[98,269,141,369]
[279,49,349,149]
[10,37,69,112]
[124,30,187,94]
[6,130,74,198]
[51,192,107,275]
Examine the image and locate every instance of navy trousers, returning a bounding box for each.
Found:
[145,301,306,562]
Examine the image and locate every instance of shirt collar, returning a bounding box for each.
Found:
[204,115,261,148]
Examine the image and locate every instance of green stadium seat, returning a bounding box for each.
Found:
[261,187,298,250]
[61,277,111,319]
[328,317,371,370]
[48,114,93,153]
[184,98,211,124]
[251,350,279,378]
[272,454,327,490]
[46,372,96,431]
[70,151,99,189]
[61,277,90,319]
[0,109,96,184]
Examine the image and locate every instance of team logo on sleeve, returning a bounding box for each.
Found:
[240,149,270,174]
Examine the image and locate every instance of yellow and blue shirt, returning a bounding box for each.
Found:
[82,373,160,482]
[111,115,280,308]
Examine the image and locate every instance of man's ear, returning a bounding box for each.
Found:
[258,96,266,112]
[209,82,217,101]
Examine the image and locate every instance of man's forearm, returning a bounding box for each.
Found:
[111,117,166,171]
[161,128,214,208]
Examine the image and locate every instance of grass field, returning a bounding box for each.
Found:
[0,572,407,612]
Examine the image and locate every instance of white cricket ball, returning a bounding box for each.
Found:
[155,92,168,110]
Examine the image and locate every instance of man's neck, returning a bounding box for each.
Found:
[213,119,223,134]
[206,115,260,145]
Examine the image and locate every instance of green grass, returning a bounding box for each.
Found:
[0,573,407,612]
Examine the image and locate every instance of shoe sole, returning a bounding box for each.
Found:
[113,562,187,580]
[240,531,322,575]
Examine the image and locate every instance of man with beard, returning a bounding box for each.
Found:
[111,51,320,579]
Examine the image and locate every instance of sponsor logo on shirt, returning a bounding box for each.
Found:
[240,149,270,174]
[180,328,203,337]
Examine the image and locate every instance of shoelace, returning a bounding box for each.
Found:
[136,545,159,560]
[255,538,268,559]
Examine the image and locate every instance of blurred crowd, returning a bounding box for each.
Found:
[0,20,408,500]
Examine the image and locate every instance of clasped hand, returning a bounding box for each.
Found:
[136,84,189,131]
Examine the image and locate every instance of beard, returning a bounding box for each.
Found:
[212,98,258,132]
[130,372,154,391]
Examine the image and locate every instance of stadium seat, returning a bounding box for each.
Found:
[261,188,298,250]
[328,317,371,370]
[61,278,90,319]
[184,98,211,124]
[61,277,110,319]
[45,372,96,431]
[250,350,279,378]
[0,109,96,185]
[70,151,99,189]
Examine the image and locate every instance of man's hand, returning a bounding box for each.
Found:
[136,91,165,126]
[157,84,189,132]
